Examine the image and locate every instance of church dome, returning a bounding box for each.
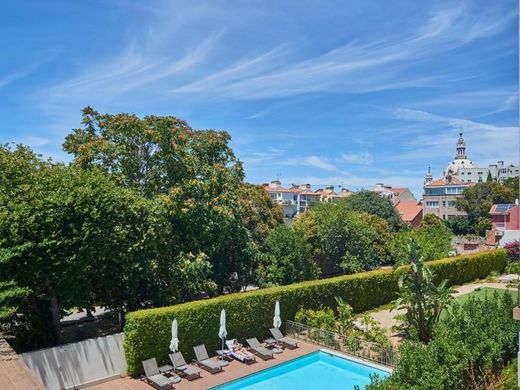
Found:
[443,131,475,176]
[444,158,476,176]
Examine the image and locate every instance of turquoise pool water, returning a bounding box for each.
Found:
[212,350,390,389]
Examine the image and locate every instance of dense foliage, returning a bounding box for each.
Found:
[393,239,454,343]
[454,181,516,236]
[293,201,393,273]
[343,190,402,231]
[0,109,285,350]
[123,250,506,375]
[255,225,319,287]
[504,176,519,200]
[368,291,517,390]
[295,297,390,347]
[390,214,453,266]
[504,240,520,274]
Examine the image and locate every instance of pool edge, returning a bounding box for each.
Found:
[320,348,393,374]
[209,348,393,389]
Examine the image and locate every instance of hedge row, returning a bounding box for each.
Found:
[123,249,507,375]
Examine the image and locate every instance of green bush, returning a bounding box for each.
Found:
[124,249,507,376]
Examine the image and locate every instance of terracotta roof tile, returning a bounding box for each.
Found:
[395,201,423,222]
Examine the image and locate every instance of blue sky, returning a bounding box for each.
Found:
[0,0,518,196]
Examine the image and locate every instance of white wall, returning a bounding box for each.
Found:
[499,231,520,248]
[21,333,126,390]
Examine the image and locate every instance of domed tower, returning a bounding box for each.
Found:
[443,130,475,177]
[456,131,466,160]
[424,165,433,185]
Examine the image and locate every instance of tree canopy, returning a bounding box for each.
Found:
[391,214,452,265]
[255,225,319,287]
[293,201,393,273]
[454,182,516,236]
[343,190,402,231]
[0,109,285,350]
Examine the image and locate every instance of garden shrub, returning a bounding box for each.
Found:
[124,249,506,375]
[367,290,517,389]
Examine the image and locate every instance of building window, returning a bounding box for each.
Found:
[426,201,439,208]
[448,201,457,208]
[442,201,446,207]
[442,215,446,220]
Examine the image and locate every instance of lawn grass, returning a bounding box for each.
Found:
[455,287,518,305]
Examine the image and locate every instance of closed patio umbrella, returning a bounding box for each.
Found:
[169,319,179,353]
[273,301,282,329]
[218,309,227,364]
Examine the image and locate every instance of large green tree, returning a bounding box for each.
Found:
[343,190,402,231]
[455,182,515,236]
[391,214,452,266]
[256,225,319,287]
[63,107,251,292]
[238,183,283,249]
[503,176,519,200]
[0,145,153,347]
[293,201,392,273]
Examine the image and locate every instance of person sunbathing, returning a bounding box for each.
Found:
[227,339,255,361]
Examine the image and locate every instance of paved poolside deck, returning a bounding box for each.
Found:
[89,341,318,389]
[0,337,45,390]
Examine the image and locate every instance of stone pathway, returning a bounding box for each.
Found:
[369,282,517,347]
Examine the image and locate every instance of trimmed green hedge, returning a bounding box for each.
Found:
[123,249,506,376]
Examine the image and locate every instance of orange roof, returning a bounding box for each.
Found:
[395,201,423,222]
[425,177,470,187]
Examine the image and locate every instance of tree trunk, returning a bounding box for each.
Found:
[48,288,62,344]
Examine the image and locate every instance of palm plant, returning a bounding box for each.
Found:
[393,238,454,343]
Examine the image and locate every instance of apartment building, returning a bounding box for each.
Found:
[263,181,352,220]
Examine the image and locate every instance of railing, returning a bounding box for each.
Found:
[286,320,397,368]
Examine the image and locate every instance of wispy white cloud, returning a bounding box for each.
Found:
[280,155,338,172]
[393,108,519,165]
[342,151,374,165]
[0,58,52,89]
[36,33,222,108]
[240,147,285,166]
[168,5,514,100]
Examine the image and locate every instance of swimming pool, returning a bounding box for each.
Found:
[212,350,391,389]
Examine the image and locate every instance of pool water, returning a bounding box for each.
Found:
[212,350,391,389]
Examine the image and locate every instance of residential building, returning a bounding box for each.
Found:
[395,201,423,226]
[263,180,300,219]
[486,203,520,247]
[371,183,423,225]
[423,176,473,220]
[315,186,354,203]
[458,161,520,184]
[263,180,353,221]
[372,183,416,205]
